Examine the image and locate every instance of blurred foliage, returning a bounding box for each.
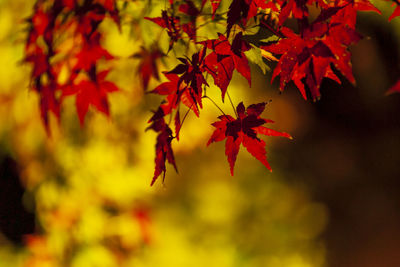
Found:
[1,0,399,266]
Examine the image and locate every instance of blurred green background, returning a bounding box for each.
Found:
[0,0,400,266]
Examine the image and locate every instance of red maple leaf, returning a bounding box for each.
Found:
[389,2,400,21]
[24,0,121,133]
[151,51,208,116]
[132,47,163,90]
[207,102,291,175]
[75,0,120,34]
[62,0,76,9]
[147,108,177,186]
[169,52,208,93]
[277,0,309,26]
[74,32,113,72]
[132,207,152,244]
[145,11,182,51]
[201,32,251,100]
[62,70,119,125]
[174,110,182,140]
[31,8,50,36]
[95,0,116,11]
[178,0,201,41]
[24,46,49,78]
[328,0,381,28]
[262,22,361,99]
[226,0,250,36]
[210,0,222,18]
[179,0,200,16]
[225,0,274,36]
[150,72,201,116]
[247,0,278,21]
[37,83,61,131]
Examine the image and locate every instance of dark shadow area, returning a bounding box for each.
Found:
[0,156,35,245]
[278,16,400,267]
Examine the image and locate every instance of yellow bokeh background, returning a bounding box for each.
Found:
[8,0,398,266]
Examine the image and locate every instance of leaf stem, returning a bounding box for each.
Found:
[180,106,191,126]
[226,91,237,117]
[203,95,229,118]
[172,104,192,139]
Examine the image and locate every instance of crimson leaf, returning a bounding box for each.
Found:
[147,108,177,186]
[207,102,291,175]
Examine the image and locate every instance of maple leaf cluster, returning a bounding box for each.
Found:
[25,0,120,129]
[144,0,291,184]
[25,0,400,185]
